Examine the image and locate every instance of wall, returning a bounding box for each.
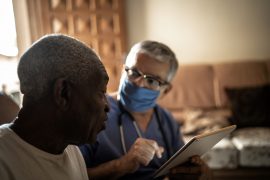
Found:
[0,0,31,105]
[0,55,19,92]
[12,0,32,59]
[126,0,270,64]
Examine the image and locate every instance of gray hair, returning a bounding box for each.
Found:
[125,40,178,83]
[18,34,101,101]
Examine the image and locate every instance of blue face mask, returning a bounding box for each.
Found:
[119,78,160,112]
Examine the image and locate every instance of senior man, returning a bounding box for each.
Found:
[79,41,212,180]
[0,34,110,180]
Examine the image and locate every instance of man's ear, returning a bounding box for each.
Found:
[158,84,173,100]
[53,78,71,111]
[164,84,173,95]
[121,64,126,74]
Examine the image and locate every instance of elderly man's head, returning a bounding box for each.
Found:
[119,41,178,104]
[18,34,101,102]
[17,34,110,145]
[125,40,178,83]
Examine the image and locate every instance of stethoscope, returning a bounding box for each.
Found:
[118,101,171,159]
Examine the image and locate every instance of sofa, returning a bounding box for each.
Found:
[0,91,20,125]
[158,59,270,180]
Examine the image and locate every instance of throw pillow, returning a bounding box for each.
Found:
[181,108,230,135]
[225,84,270,128]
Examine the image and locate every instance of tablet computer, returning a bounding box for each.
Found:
[152,125,237,178]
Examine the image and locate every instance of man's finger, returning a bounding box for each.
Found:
[145,139,164,158]
[133,151,150,166]
[155,146,164,158]
[145,139,160,151]
[134,145,154,160]
[159,146,164,153]
[135,139,156,157]
[190,156,202,165]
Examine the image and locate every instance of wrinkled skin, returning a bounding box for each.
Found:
[9,60,111,155]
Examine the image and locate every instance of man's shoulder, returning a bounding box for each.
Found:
[65,145,82,159]
[0,124,11,138]
[66,145,88,171]
[106,94,118,103]
[155,104,173,117]
[66,145,81,155]
[0,124,17,163]
[155,104,178,125]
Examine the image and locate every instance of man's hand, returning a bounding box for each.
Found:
[167,156,213,180]
[119,137,164,174]
[86,138,164,180]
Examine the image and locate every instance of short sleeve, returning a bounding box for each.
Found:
[79,141,99,168]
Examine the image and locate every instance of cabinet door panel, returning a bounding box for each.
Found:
[27,0,127,92]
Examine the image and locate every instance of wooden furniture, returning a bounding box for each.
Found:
[212,168,270,180]
[27,0,127,92]
[0,92,20,125]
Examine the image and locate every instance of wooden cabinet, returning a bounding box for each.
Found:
[27,0,127,92]
[212,168,270,180]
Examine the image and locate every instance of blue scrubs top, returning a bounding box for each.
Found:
[79,95,185,180]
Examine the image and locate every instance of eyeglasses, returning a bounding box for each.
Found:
[125,67,168,90]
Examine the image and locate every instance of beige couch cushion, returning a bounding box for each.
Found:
[264,59,270,83]
[213,60,269,107]
[158,64,215,109]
